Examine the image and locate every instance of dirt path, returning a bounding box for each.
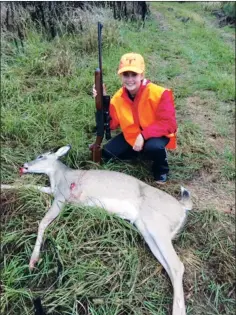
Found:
[184,95,235,213]
[151,4,235,214]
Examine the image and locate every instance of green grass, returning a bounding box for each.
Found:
[1,193,235,314]
[1,2,235,314]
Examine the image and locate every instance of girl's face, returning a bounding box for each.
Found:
[121,71,144,95]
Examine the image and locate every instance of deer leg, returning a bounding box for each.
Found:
[29,199,64,270]
[136,209,186,315]
[36,186,52,194]
[159,241,185,315]
[146,222,185,315]
[135,218,171,277]
[1,184,52,194]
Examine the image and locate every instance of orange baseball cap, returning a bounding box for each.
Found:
[118,53,145,75]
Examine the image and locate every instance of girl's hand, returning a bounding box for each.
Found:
[92,84,107,98]
[133,134,144,151]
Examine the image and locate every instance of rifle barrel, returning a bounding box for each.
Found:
[98,22,103,100]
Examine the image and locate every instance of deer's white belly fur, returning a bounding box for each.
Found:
[79,194,139,223]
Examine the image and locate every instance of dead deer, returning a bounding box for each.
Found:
[1,145,192,315]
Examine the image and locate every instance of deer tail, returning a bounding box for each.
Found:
[180,186,192,211]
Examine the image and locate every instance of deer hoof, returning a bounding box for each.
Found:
[29,258,38,270]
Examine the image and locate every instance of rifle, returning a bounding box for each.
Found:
[91,22,111,163]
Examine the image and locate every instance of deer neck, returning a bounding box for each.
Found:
[48,160,71,194]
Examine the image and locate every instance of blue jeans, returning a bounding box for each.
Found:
[102,133,169,180]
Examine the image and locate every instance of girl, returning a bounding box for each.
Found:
[93,52,177,184]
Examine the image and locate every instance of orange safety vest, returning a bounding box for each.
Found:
[110,82,177,150]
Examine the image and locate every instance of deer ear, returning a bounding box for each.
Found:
[55,145,71,158]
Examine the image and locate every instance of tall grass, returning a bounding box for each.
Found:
[1,191,235,314]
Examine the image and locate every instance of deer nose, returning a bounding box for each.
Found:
[19,163,29,176]
[19,167,24,176]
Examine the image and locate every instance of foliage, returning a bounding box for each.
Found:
[200,1,235,26]
[1,1,150,41]
[222,2,236,20]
